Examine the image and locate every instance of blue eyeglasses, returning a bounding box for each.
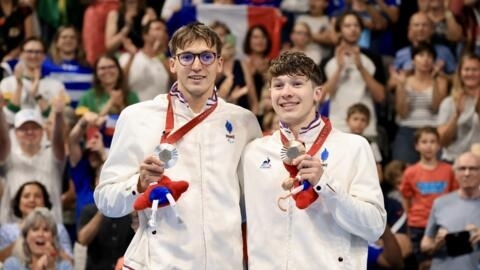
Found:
[175,51,217,66]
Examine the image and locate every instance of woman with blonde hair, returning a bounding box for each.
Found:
[437,52,480,163]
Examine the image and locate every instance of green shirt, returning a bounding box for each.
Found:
[78,88,140,114]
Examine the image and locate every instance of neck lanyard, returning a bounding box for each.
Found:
[161,94,217,144]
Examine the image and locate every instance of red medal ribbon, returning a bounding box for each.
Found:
[280,117,332,178]
[161,94,218,144]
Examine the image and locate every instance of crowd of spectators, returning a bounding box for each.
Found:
[1,0,480,269]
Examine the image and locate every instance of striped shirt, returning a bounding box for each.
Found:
[397,84,438,127]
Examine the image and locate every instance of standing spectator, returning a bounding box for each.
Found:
[437,52,480,163]
[242,25,273,109]
[424,0,462,56]
[105,0,157,53]
[346,103,383,179]
[286,21,322,64]
[321,10,386,138]
[94,22,262,269]
[242,51,386,269]
[0,37,67,124]
[421,151,480,270]
[44,26,93,108]
[213,22,258,114]
[3,207,73,270]
[296,0,336,61]
[119,18,171,101]
[68,112,107,225]
[0,181,72,262]
[82,0,119,66]
[391,42,448,164]
[0,0,33,62]
[400,126,458,269]
[0,102,66,224]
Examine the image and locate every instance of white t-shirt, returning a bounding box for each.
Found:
[119,51,170,101]
[0,76,66,124]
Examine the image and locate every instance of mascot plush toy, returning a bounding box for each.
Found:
[134,176,189,232]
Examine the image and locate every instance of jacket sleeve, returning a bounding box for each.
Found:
[94,107,143,218]
[313,136,387,242]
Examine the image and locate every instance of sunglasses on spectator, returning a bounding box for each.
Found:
[175,51,217,66]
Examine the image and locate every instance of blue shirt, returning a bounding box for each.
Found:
[394,44,457,74]
[3,257,73,270]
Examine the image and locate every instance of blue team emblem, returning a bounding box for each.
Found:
[225,120,235,143]
[320,148,329,167]
[260,157,271,168]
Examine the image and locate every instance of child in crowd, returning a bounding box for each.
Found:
[346,103,383,179]
[400,126,457,270]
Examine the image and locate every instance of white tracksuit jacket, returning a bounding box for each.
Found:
[241,119,386,270]
[94,87,262,270]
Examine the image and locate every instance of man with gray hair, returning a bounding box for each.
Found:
[421,151,480,270]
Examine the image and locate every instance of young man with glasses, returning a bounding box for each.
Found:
[421,151,480,270]
[94,22,261,269]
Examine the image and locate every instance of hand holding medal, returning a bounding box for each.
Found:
[277,117,332,212]
[134,94,217,232]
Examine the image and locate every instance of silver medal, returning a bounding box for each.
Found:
[154,143,179,168]
[280,140,306,165]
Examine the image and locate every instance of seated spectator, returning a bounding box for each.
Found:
[0,181,73,262]
[78,191,134,270]
[119,18,171,101]
[0,102,66,224]
[421,151,480,270]
[392,12,457,79]
[77,53,139,116]
[0,0,33,62]
[382,160,407,206]
[105,0,157,53]
[321,10,386,138]
[0,37,67,124]
[43,26,93,108]
[391,42,448,164]
[437,52,480,163]
[3,207,73,270]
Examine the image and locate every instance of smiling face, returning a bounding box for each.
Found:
[270,74,321,130]
[460,57,480,89]
[19,184,46,218]
[21,40,45,70]
[169,40,223,107]
[15,122,44,151]
[56,27,78,55]
[95,57,120,88]
[26,220,54,257]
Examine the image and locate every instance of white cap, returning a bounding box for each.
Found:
[14,109,44,129]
